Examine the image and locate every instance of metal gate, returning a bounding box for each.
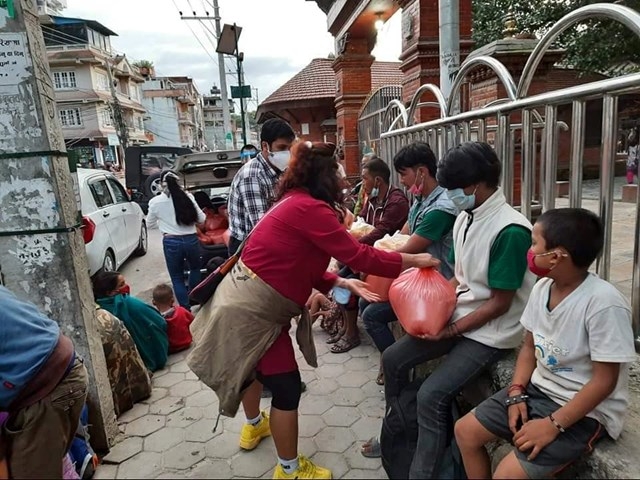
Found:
[380,3,640,349]
[358,85,402,158]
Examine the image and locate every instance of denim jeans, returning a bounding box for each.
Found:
[359,298,397,353]
[382,334,507,479]
[163,234,201,309]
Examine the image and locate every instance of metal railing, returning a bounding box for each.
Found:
[379,3,640,350]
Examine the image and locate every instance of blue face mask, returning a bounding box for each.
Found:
[447,187,477,211]
[370,187,380,198]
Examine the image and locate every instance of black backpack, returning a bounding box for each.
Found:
[380,379,467,480]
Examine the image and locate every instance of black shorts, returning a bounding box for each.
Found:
[473,383,606,478]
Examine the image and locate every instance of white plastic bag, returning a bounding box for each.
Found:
[349,217,375,239]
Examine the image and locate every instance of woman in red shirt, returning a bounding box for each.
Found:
[188,141,439,480]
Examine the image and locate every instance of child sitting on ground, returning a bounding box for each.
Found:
[454,208,637,479]
[152,283,195,353]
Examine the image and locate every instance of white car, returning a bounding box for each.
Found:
[78,168,147,275]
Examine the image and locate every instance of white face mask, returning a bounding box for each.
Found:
[269,150,291,171]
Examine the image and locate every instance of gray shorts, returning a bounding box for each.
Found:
[473,383,606,479]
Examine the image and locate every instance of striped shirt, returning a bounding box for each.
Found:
[228,153,281,241]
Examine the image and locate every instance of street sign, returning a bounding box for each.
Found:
[231,85,251,99]
[0,0,15,18]
[107,133,120,146]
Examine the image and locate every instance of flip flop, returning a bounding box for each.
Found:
[326,328,345,344]
[376,371,384,386]
[330,336,361,353]
[361,437,382,458]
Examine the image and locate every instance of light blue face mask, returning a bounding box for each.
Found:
[446,187,477,211]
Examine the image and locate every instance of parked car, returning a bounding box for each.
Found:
[78,168,147,275]
[170,150,243,267]
[124,145,193,213]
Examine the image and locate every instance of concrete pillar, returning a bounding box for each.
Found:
[332,36,374,176]
[398,0,473,122]
[0,0,117,451]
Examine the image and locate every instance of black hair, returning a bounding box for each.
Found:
[436,142,502,189]
[393,142,438,178]
[161,171,199,226]
[152,283,174,305]
[92,271,121,298]
[536,208,604,269]
[260,118,295,146]
[193,191,213,211]
[241,144,258,154]
[363,157,391,184]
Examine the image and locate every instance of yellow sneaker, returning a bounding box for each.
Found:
[272,455,332,479]
[239,411,271,450]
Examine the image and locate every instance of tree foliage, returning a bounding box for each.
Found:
[472,0,640,75]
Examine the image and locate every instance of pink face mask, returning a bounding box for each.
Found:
[408,172,424,196]
[526,249,553,277]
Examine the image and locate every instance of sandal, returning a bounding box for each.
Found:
[330,336,361,353]
[376,371,384,386]
[361,437,382,458]
[326,327,345,344]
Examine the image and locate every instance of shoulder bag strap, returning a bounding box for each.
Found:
[234,196,292,255]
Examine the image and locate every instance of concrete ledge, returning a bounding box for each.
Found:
[556,180,570,197]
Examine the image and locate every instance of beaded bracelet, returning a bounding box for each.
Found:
[549,413,566,433]
[504,394,529,407]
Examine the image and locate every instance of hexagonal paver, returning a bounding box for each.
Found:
[163,441,206,470]
[124,414,166,437]
[205,433,240,459]
[350,416,382,441]
[349,467,388,478]
[331,387,366,407]
[345,356,376,371]
[166,350,189,366]
[166,407,203,428]
[360,380,385,399]
[117,403,149,423]
[322,406,359,427]
[298,414,326,438]
[298,436,318,458]
[299,394,333,415]
[336,371,368,388]
[317,364,346,379]
[321,351,351,364]
[116,451,163,479]
[185,390,217,408]
[170,360,192,373]
[93,464,117,479]
[357,397,385,419]
[141,387,169,405]
[313,426,355,453]
[222,414,245,434]
[144,427,185,453]
[348,345,373,358]
[185,418,223,443]
[230,443,274,477]
[170,380,202,398]
[184,370,199,381]
[343,443,382,470]
[305,377,339,395]
[310,452,349,479]
[102,436,143,464]
[153,372,185,388]
[152,367,169,378]
[187,459,232,479]
[149,396,185,415]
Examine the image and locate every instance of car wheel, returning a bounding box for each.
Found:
[144,173,163,198]
[134,223,148,256]
[102,250,115,272]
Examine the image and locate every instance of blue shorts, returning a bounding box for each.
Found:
[473,383,606,478]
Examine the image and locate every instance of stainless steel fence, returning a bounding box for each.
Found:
[379,3,640,350]
[358,85,403,158]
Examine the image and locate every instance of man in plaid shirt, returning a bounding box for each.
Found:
[227,118,296,256]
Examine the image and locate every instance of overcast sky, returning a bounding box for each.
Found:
[64,0,402,108]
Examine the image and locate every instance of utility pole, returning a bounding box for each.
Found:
[106,60,128,164]
[180,3,233,150]
[439,0,460,114]
[234,23,247,147]
[0,0,116,452]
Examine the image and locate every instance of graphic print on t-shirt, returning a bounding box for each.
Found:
[534,333,573,373]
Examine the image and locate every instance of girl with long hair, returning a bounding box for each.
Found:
[147,171,206,309]
[187,141,441,479]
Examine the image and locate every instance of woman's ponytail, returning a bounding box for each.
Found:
[161,171,199,226]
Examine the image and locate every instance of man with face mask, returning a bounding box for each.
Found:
[227,119,296,256]
[380,142,536,479]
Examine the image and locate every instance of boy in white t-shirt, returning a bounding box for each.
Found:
[454,208,637,479]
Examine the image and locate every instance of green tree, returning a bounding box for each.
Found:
[472,0,640,75]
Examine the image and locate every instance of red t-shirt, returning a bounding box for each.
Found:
[163,306,194,353]
[241,189,403,306]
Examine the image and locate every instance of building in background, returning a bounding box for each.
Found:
[36,0,67,15]
[203,85,235,151]
[141,76,205,150]
[41,15,148,167]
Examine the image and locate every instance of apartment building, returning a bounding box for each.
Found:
[41,15,148,167]
[141,76,205,150]
[202,85,235,150]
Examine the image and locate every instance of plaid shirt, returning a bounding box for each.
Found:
[228,152,281,241]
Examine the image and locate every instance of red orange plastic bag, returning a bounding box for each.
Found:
[388,267,457,337]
